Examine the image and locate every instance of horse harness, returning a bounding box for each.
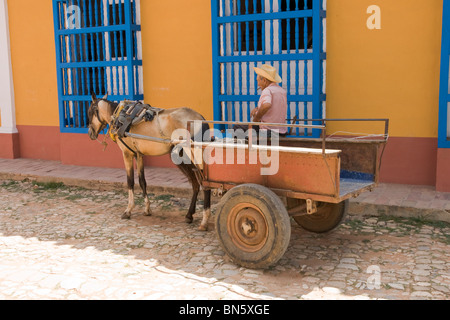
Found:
[109,102,164,155]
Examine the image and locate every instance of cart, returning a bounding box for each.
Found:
[128,118,389,269]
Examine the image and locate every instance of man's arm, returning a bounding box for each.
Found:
[252,103,272,122]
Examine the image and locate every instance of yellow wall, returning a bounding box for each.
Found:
[326,0,443,137]
[140,0,214,121]
[8,0,214,128]
[7,0,444,138]
[8,0,59,127]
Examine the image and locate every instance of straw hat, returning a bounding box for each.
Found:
[253,64,282,83]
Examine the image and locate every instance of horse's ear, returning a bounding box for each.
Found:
[91,92,97,102]
[102,94,108,100]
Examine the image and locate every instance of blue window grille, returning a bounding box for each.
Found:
[439,0,450,148]
[211,0,326,137]
[52,0,143,133]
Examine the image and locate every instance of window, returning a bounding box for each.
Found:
[237,0,313,52]
[108,1,137,59]
[52,0,143,132]
[280,0,313,51]
[211,0,326,137]
[237,0,262,52]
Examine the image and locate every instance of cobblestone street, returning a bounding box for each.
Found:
[0,179,449,300]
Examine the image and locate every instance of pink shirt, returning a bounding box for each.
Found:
[256,83,288,134]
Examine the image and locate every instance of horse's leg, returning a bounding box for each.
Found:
[198,189,211,231]
[122,152,135,219]
[176,163,199,224]
[187,174,200,223]
[136,153,151,216]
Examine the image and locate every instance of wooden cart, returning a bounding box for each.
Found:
[128,119,389,269]
[186,119,388,269]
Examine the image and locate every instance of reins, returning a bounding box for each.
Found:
[91,100,117,152]
[95,125,137,156]
[96,135,109,151]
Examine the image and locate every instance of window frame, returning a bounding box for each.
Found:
[52,0,143,133]
[439,0,450,148]
[211,0,326,137]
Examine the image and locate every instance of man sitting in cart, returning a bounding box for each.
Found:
[234,63,288,138]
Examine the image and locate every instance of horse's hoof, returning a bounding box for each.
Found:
[121,213,131,219]
[198,224,208,231]
[143,212,152,217]
[185,217,193,224]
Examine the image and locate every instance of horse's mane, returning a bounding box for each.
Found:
[101,99,119,113]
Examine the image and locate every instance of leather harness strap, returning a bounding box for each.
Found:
[108,101,166,157]
[118,136,137,156]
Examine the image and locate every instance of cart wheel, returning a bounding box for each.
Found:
[292,199,348,233]
[215,184,291,269]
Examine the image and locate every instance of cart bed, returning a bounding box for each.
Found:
[339,178,374,199]
[193,141,377,203]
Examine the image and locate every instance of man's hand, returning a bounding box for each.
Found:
[252,103,272,122]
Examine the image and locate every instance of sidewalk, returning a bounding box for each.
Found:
[0,158,449,223]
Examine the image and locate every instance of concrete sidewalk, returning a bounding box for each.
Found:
[0,158,449,223]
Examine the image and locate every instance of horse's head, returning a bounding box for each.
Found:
[88,93,112,140]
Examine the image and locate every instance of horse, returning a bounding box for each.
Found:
[87,93,212,231]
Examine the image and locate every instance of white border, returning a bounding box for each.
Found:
[0,0,18,134]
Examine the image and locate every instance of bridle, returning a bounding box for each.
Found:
[89,100,109,130]
[89,100,110,150]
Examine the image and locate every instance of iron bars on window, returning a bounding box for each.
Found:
[211,0,326,137]
[52,0,143,133]
[439,0,450,148]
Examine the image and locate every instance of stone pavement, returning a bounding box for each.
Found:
[0,179,449,300]
[0,158,449,223]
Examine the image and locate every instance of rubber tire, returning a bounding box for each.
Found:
[215,184,291,269]
[292,199,348,233]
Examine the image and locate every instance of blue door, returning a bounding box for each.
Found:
[52,0,143,133]
[439,0,450,148]
[211,0,326,137]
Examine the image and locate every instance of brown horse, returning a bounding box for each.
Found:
[87,93,212,231]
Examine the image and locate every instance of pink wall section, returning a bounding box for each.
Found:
[436,148,450,192]
[14,126,177,170]
[4,126,450,192]
[0,132,20,159]
[16,125,60,161]
[379,137,438,186]
[60,132,176,169]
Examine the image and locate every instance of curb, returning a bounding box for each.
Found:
[348,200,450,224]
[0,171,193,199]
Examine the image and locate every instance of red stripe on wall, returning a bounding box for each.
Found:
[436,148,450,192]
[0,132,20,159]
[8,126,448,190]
[16,125,60,161]
[15,126,177,169]
[379,137,437,186]
[60,132,125,168]
[60,132,176,169]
